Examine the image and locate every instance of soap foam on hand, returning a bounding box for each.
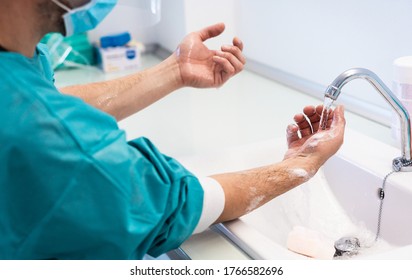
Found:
[286,226,335,260]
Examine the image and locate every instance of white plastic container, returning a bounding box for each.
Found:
[98,44,141,73]
[391,56,412,145]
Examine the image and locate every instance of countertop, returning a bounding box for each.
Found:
[55,54,396,260]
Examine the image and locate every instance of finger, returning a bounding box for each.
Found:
[303,105,320,131]
[315,105,334,118]
[316,105,334,130]
[327,108,334,127]
[315,104,323,115]
[294,113,313,137]
[233,37,244,52]
[221,44,246,65]
[324,109,334,129]
[331,105,346,131]
[212,55,236,74]
[303,106,319,122]
[293,113,306,125]
[212,55,235,82]
[286,124,300,147]
[215,50,244,74]
[198,23,226,42]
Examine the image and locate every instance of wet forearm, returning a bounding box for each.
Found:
[212,155,321,223]
[60,54,183,121]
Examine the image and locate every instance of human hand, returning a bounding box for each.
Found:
[284,105,346,169]
[175,23,246,88]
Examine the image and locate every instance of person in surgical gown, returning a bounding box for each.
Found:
[0,0,346,259]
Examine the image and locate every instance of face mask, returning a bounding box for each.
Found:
[51,0,118,37]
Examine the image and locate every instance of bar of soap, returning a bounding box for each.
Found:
[286,226,335,259]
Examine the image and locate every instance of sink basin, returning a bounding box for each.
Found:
[178,128,412,259]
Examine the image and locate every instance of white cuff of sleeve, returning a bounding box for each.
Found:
[193,177,225,234]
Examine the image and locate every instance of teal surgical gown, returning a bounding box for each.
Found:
[0,44,204,259]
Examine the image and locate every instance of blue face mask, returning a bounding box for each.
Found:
[52,0,118,37]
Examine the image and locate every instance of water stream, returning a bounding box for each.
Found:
[317,95,394,259]
[319,96,335,130]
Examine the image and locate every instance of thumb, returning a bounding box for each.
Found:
[198,23,226,42]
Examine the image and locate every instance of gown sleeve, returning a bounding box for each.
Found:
[6,91,204,260]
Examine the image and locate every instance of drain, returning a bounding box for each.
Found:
[334,237,361,258]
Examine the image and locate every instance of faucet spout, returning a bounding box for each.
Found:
[325,68,412,171]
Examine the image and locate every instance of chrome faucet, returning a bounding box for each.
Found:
[325,68,412,172]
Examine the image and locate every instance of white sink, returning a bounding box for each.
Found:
[178,128,412,259]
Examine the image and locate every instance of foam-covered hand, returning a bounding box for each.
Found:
[284,105,346,169]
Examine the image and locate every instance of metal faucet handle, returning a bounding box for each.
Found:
[326,68,412,172]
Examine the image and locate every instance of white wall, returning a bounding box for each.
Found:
[153,0,412,125]
[235,0,412,115]
[90,0,412,126]
[88,3,158,45]
[155,0,237,52]
[154,0,186,52]
[184,0,237,50]
[89,0,236,52]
